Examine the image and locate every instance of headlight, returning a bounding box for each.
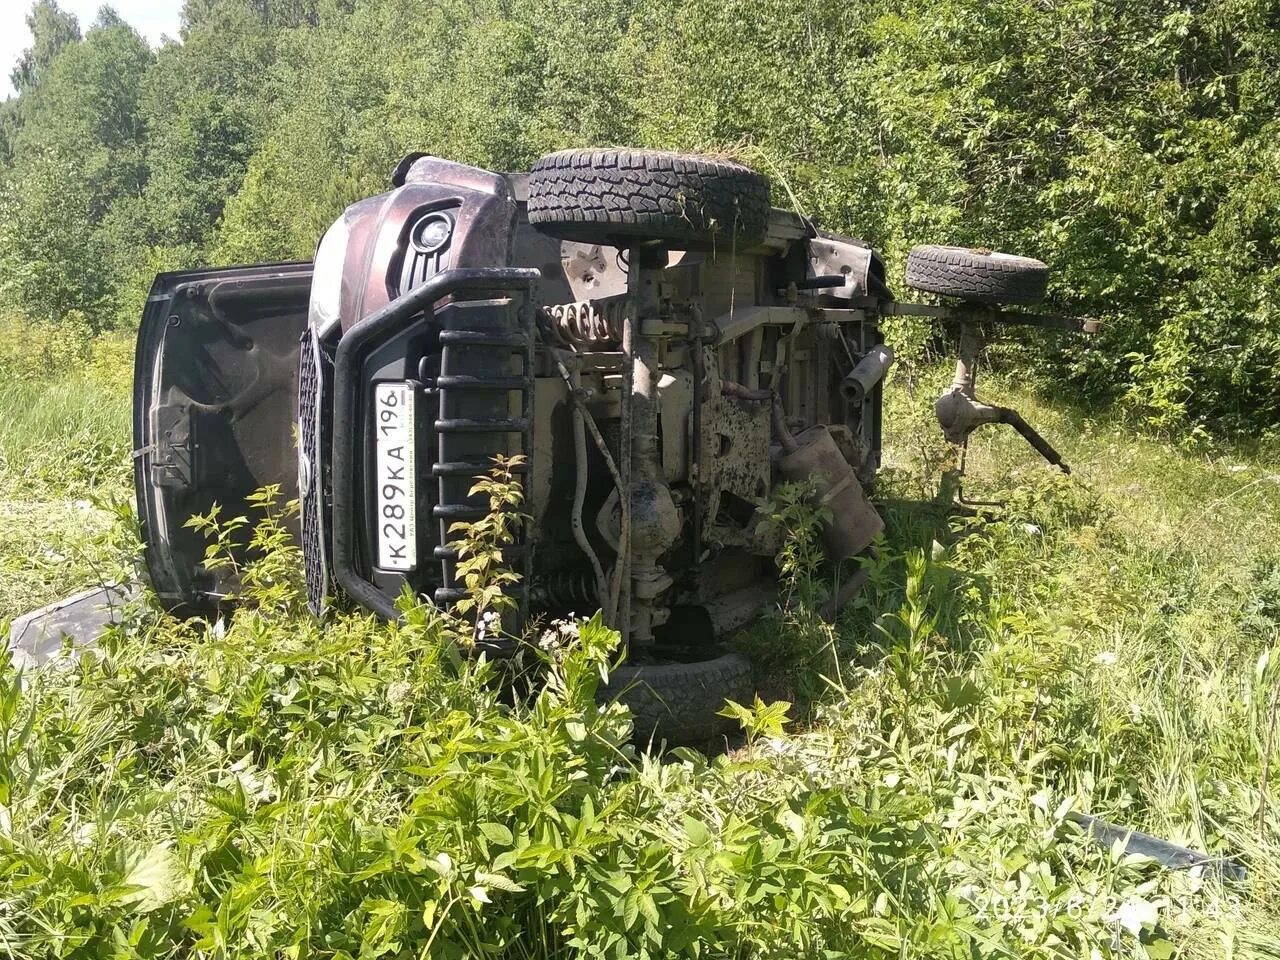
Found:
[412,212,453,254]
[309,216,350,336]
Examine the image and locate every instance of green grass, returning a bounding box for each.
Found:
[0,377,132,620]
[1,354,1278,958]
[868,367,1280,953]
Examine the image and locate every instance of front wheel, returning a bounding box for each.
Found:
[598,651,754,746]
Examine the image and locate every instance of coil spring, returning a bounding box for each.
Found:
[539,295,632,347]
[534,568,600,612]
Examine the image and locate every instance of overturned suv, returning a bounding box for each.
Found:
[134,148,1060,742]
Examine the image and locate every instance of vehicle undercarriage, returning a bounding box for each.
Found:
[132,148,1088,741]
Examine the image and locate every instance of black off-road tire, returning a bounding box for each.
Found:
[905,245,1049,305]
[527,148,771,249]
[599,652,753,746]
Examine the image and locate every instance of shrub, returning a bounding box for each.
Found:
[3,465,1252,958]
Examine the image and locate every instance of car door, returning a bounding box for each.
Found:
[133,263,313,613]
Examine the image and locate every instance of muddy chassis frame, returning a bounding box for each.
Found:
[317,255,1091,654]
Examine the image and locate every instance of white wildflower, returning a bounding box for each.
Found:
[475,609,501,642]
[539,618,580,650]
[1093,651,1117,667]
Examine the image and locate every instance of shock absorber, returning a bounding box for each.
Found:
[621,246,681,650]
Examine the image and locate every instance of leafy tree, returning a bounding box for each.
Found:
[8,0,81,94]
[0,14,151,327]
[214,139,310,262]
[139,1,281,255]
[1,0,1279,433]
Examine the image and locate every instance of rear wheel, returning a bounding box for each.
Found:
[527,148,771,249]
[905,244,1049,305]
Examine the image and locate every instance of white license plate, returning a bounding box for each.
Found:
[374,382,416,571]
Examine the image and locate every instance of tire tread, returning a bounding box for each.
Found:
[599,652,754,746]
[905,244,1049,305]
[528,148,770,248]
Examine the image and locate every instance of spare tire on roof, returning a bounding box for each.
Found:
[527,148,771,249]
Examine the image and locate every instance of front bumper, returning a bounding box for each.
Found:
[315,266,540,620]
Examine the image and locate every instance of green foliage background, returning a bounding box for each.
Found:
[1,0,1278,435]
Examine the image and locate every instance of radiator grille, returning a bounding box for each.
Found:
[298,331,331,615]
